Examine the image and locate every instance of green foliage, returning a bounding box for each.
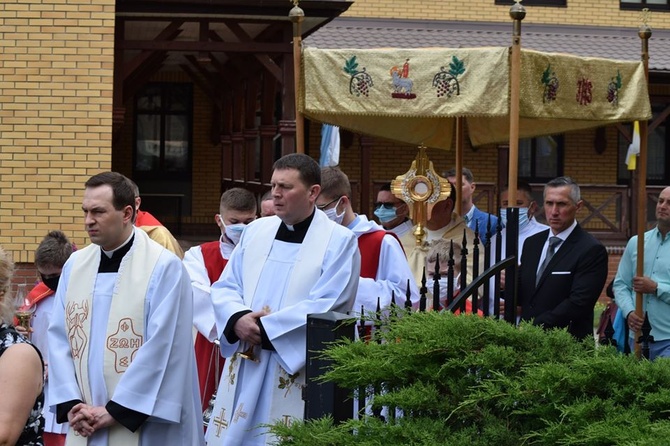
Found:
[269,313,670,445]
[449,56,465,77]
[542,64,553,85]
[343,56,359,76]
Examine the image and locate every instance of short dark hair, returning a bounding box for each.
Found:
[544,176,580,204]
[261,190,273,202]
[273,153,321,188]
[35,230,73,269]
[220,188,257,213]
[444,167,474,183]
[379,182,392,192]
[502,180,534,203]
[84,172,136,215]
[320,167,352,200]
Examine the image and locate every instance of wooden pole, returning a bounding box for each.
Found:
[289,1,305,154]
[508,1,525,209]
[455,117,464,216]
[635,12,652,359]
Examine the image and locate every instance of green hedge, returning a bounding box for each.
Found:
[270,312,670,446]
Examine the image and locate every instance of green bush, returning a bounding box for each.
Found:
[270,312,670,446]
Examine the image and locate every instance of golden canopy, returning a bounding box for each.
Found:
[300,46,651,148]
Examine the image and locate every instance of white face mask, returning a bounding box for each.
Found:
[323,198,345,225]
[499,207,530,232]
[431,273,461,302]
[224,223,246,245]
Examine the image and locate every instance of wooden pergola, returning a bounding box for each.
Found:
[112,0,352,196]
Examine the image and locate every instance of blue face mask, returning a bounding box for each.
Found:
[499,207,530,232]
[224,223,246,245]
[374,206,397,223]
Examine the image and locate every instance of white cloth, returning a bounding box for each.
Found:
[348,215,419,312]
[48,234,205,446]
[207,211,360,446]
[32,293,68,435]
[183,237,234,342]
[487,217,549,314]
[389,219,413,238]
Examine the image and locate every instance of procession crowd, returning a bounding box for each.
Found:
[0,155,666,446]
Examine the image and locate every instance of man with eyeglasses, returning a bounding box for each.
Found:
[374,183,413,238]
[317,168,419,314]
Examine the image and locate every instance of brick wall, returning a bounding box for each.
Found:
[343,0,670,29]
[0,0,115,284]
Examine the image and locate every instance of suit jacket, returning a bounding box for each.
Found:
[469,206,498,246]
[518,224,608,339]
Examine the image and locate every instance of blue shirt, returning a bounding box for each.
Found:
[613,227,670,341]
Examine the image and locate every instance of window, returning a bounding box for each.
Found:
[620,0,669,10]
[134,83,192,180]
[618,107,670,185]
[518,135,564,182]
[495,0,566,6]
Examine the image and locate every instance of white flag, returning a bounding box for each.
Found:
[319,124,340,167]
[625,121,640,171]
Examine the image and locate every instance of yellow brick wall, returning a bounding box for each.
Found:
[344,0,670,29]
[0,0,115,263]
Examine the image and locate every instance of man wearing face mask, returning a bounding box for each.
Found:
[487,181,549,315]
[182,188,257,411]
[317,167,419,314]
[27,230,75,446]
[374,183,413,237]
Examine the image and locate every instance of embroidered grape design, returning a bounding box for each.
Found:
[343,56,374,97]
[541,64,559,103]
[432,56,465,98]
[607,70,622,106]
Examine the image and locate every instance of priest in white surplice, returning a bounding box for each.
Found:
[48,172,204,446]
[206,154,361,446]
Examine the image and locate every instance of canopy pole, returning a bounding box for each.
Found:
[289,1,305,154]
[455,117,464,216]
[635,11,652,359]
[508,0,526,208]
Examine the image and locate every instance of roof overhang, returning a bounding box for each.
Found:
[305,17,670,73]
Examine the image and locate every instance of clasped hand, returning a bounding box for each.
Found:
[68,403,115,437]
[234,310,269,345]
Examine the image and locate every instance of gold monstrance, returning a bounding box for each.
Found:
[391,147,452,247]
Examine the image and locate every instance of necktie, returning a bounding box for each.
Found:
[536,236,561,286]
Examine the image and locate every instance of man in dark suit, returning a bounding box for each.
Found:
[518,176,608,339]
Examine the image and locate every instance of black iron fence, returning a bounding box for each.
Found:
[303,208,656,424]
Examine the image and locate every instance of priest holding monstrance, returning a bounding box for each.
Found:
[206,153,360,446]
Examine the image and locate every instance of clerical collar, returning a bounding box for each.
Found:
[275,208,315,243]
[99,233,135,273]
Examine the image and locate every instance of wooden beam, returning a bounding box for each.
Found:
[122,20,185,80]
[179,62,222,110]
[223,22,283,84]
[118,40,292,54]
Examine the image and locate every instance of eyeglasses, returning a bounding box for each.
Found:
[374,202,396,210]
[317,197,340,210]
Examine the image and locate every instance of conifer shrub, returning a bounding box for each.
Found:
[270,312,670,446]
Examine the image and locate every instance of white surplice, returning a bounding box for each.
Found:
[48,231,205,446]
[206,211,360,446]
[183,236,234,342]
[32,292,69,435]
[347,214,419,313]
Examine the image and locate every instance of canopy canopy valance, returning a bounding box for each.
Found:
[301,46,651,148]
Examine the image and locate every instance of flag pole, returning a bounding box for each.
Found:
[455,117,464,216]
[289,1,305,154]
[635,9,652,359]
[508,0,526,209]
